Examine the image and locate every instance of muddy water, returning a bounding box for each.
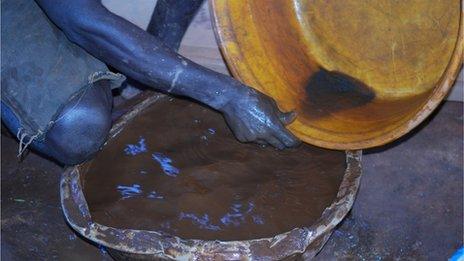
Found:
[83,96,346,241]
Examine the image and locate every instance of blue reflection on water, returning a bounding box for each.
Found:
[252,215,265,225]
[117,184,142,199]
[179,212,221,231]
[152,152,180,177]
[201,128,216,142]
[147,190,164,199]
[160,221,171,229]
[124,137,147,156]
[117,184,164,200]
[179,201,265,231]
[220,201,259,226]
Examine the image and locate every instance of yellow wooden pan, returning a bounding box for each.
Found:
[210,0,463,149]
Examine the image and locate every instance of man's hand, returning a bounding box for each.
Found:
[220,86,301,149]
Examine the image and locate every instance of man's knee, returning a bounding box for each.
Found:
[50,111,111,165]
[48,106,111,165]
[47,84,112,165]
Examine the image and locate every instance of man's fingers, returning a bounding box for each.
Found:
[266,136,286,150]
[273,124,301,148]
[278,111,297,126]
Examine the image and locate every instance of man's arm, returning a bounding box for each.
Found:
[36,0,236,109]
[35,0,300,149]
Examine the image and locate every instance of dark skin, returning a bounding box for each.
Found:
[36,0,300,149]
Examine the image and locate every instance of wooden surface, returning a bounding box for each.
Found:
[210,0,463,149]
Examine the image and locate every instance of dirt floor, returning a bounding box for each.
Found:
[1,100,462,260]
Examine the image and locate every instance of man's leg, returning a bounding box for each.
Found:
[146,0,205,51]
[121,0,204,99]
[2,80,113,166]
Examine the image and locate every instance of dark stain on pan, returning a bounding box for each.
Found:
[302,68,376,119]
